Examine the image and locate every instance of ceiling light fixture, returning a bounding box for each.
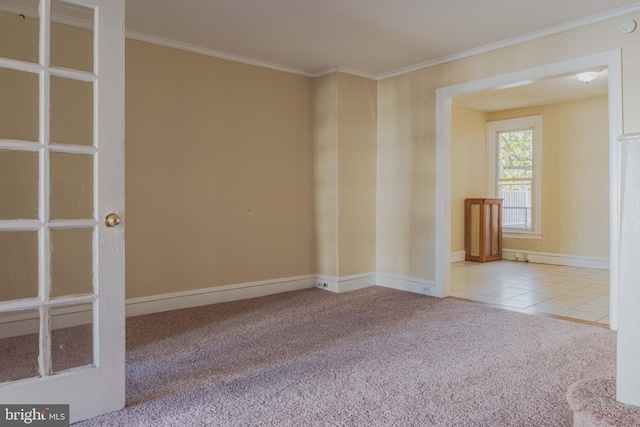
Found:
[576,71,598,84]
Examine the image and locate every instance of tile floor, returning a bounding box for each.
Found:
[450,260,610,325]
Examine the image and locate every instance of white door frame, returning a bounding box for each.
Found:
[434,50,623,330]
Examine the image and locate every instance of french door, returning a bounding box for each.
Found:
[0,0,125,423]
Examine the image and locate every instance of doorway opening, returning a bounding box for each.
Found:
[434,50,623,329]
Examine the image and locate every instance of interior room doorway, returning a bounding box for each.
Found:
[434,50,623,329]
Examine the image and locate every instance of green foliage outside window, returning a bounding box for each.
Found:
[498,129,533,180]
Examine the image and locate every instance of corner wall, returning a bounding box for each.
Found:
[313,72,377,286]
[450,106,488,253]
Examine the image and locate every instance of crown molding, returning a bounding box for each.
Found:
[311,66,379,80]
[377,3,640,80]
[125,30,314,77]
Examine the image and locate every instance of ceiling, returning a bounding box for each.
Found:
[125,0,640,77]
[453,68,609,112]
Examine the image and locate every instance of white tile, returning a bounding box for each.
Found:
[504,294,549,304]
[549,282,590,291]
[548,294,592,304]
[525,288,569,298]
[573,303,609,316]
[448,261,610,322]
[565,288,608,298]
[508,281,551,291]
[496,298,539,309]
[587,296,610,308]
[479,289,529,298]
[559,309,604,322]
[528,302,577,315]
[451,291,507,304]
[597,315,610,325]
[585,283,611,292]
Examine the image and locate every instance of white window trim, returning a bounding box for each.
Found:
[487,115,542,239]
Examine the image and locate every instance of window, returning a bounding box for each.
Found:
[487,116,542,238]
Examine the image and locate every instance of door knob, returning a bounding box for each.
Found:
[105,213,121,227]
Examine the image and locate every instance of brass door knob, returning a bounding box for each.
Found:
[105,213,121,227]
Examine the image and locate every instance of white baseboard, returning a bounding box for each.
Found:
[450,251,466,263]
[126,275,316,317]
[376,273,436,297]
[315,275,339,292]
[0,275,316,339]
[0,272,435,339]
[315,273,376,293]
[0,305,93,340]
[502,249,609,270]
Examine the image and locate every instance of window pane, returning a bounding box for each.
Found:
[491,204,499,256]
[499,179,531,229]
[51,0,94,73]
[0,68,39,142]
[0,231,39,302]
[50,228,93,298]
[50,152,93,220]
[50,76,93,146]
[470,204,479,257]
[0,150,39,220]
[51,303,93,373]
[498,129,533,179]
[0,0,39,64]
[0,309,40,383]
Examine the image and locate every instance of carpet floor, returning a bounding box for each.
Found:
[76,287,616,426]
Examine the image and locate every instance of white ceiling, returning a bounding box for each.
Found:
[453,68,609,112]
[125,0,640,77]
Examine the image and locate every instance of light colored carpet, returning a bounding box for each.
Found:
[76,287,616,426]
[567,378,640,426]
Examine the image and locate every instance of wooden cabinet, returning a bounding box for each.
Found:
[465,198,502,263]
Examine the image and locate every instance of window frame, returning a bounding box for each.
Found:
[487,115,542,239]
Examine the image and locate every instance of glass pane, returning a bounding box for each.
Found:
[50,153,93,219]
[0,309,40,382]
[0,0,39,63]
[499,179,532,229]
[470,203,479,257]
[50,228,93,298]
[485,204,491,256]
[50,76,93,146]
[0,231,38,302]
[498,129,533,179]
[0,68,39,141]
[50,0,93,72]
[492,204,499,256]
[0,150,39,220]
[51,303,93,372]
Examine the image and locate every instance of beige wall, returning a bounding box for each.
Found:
[313,72,377,278]
[377,12,640,280]
[125,40,315,298]
[450,106,488,252]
